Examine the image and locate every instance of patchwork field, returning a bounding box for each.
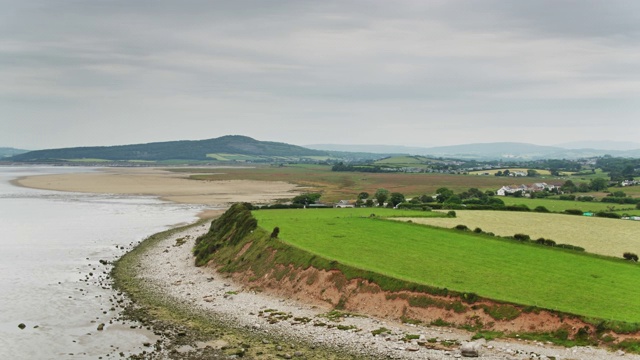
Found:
[501,197,637,213]
[253,208,640,323]
[404,210,640,258]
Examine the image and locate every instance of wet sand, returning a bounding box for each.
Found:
[14,167,302,208]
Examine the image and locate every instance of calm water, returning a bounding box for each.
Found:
[0,166,207,359]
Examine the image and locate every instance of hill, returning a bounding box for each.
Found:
[0,147,29,158]
[10,135,330,162]
[307,142,640,160]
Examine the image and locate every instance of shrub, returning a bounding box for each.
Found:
[544,239,556,247]
[559,195,576,201]
[533,206,550,213]
[454,224,469,231]
[564,209,584,216]
[595,212,622,219]
[447,210,457,217]
[270,227,280,239]
[473,227,483,233]
[556,244,585,252]
[623,252,639,262]
[505,205,530,212]
[513,233,531,242]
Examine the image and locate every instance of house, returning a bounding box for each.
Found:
[334,200,355,208]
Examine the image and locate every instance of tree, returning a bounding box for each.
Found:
[389,192,406,207]
[292,193,322,205]
[561,180,577,193]
[527,169,539,177]
[589,178,609,191]
[435,187,454,203]
[357,192,369,200]
[374,188,390,207]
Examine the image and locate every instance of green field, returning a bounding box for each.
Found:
[253,208,640,323]
[501,197,637,213]
[408,210,640,258]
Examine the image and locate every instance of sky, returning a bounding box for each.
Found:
[1,0,640,150]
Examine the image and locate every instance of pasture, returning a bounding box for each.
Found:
[253,208,640,323]
[500,197,636,213]
[405,210,640,258]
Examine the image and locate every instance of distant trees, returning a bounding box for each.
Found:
[389,192,406,207]
[292,193,322,205]
[589,178,609,191]
[374,188,390,207]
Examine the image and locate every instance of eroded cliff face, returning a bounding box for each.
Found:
[198,205,635,346]
[223,259,593,337]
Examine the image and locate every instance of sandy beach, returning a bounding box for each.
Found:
[14,167,302,208]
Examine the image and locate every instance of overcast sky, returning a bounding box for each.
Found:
[2,0,640,150]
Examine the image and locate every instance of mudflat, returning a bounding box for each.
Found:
[14,167,301,207]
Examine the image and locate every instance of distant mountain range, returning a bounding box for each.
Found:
[5,136,640,163]
[9,135,328,162]
[306,142,640,160]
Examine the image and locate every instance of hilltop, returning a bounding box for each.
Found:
[10,135,328,163]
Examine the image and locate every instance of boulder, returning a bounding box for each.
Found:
[460,341,481,357]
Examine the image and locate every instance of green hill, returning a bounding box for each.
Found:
[10,135,328,162]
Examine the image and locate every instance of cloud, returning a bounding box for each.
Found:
[1,0,639,149]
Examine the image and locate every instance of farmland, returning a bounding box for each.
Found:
[252,208,640,323]
[403,210,640,258]
[183,164,520,202]
[500,197,637,213]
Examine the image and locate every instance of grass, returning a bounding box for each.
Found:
[404,210,640,258]
[252,208,640,323]
[501,197,636,213]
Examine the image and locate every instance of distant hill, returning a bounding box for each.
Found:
[307,142,640,160]
[11,135,329,162]
[554,140,640,151]
[0,147,29,158]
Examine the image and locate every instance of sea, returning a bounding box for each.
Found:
[0,166,207,359]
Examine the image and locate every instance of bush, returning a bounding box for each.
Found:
[270,226,280,239]
[623,252,639,262]
[595,212,622,219]
[513,233,531,242]
[447,210,457,217]
[533,206,550,213]
[559,195,576,201]
[473,227,483,233]
[557,244,585,252]
[505,205,530,212]
[454,224,469,231]
[564,209,584,216]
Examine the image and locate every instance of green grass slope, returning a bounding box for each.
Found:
[252,208,640,323]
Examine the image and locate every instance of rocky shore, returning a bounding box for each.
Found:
[121,221,637,360]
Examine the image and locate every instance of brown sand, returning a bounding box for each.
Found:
[14,167,302,209]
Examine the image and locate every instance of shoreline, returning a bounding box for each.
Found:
[12,167,638,358]
[11,167,302,206]
[113,220,637,360]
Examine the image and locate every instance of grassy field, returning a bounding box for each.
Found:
[252,208,640,323]
[500,197,637,213]
[406,210,640,258]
